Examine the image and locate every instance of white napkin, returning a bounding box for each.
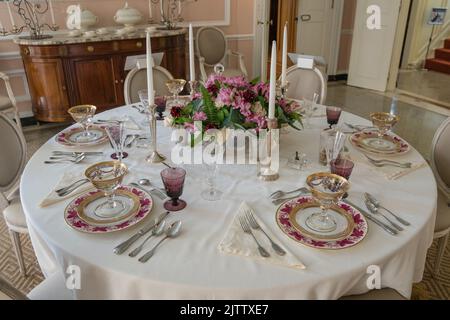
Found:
[108,115,142,130]
[39,169,94,208]
[218,202,306,270]
[349,152,427,180]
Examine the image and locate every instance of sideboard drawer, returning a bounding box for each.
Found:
[66,42,116,56]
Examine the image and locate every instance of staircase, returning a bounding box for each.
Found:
[425,39,450,74]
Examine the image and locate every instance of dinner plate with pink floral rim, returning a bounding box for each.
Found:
[55,125,108,147]
[276,196,368,250]
[64,186,153,234]
[350,131,410,156]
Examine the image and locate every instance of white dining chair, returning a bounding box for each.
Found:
[124,65,174,105]
[0,72,22,131]
[0,113,28,276]
[430,117,450,274]
[196,26,248,82]
[282,64,327,104]
[340,288,406,300]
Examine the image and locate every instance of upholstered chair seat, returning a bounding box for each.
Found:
[3,198,27,233]
[340,288,406,300]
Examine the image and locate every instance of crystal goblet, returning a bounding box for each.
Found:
[105,122,128,161]
[68,105,97,142]
[370,112,399,149]
[85,161,128,218]
[326,106,342,129]
[161,167,187,212]
[155,96,167,120]
[166,79,186,108]
[305,172,350,233]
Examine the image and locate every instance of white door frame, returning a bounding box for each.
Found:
[328,0,345,76]
[253,0,270,81]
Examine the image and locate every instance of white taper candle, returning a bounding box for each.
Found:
[49,0,56,25]
[281,23,288,86]
[146,31,155,105]
[189,24,195,81]
[7,1,16,26]
[268,41,277,120]
[148,0,153,21]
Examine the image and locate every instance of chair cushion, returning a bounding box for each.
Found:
[340,288,406,300]
[3,198,27,229]
[435,190,450,233]
[0,96,12,111]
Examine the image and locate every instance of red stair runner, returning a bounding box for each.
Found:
[426,38,450,75]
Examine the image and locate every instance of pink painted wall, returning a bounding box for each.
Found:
[0,0,255,118]
[337,0,356,74]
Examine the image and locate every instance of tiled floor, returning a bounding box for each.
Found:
[397,69,450,106]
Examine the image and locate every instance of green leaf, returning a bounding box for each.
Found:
[192,98,203,112]
[200,85,220,126]
[250,77,260,85]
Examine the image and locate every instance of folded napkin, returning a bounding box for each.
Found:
[39,169,94,208]
[103,115,142,130]
[218,202,306,270]
[349,152,427,180]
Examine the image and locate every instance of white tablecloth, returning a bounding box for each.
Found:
[20,105,437,299]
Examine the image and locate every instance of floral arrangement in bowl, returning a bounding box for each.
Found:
[164,75,302,134]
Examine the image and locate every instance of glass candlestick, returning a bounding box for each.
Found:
[189,80,199,100]
[259,119,280,182]
[146,104,166,164]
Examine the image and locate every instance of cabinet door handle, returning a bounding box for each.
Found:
[136,41,143,48]
[120,79,124,83]
[62,85,67,91]
[87,46,94,52]
[115,80,119,84]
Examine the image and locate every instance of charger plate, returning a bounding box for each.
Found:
[56,125,108,147]
[276,196,368,250]
[64,186,153,234]
[350,131,410,156]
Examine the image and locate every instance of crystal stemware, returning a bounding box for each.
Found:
[68,105,97,142]
[85,161,128,218]
[370,112,399,149]
[201,140,223,201]
[305,172,350,233]
[330,159,354,199]
[138,89,151,127]
[166,79,186,108]
[319,129,346,167]
[326,106,342,129]
[105,122,128,160]
[161,167,187,212]
[155,96,167,120]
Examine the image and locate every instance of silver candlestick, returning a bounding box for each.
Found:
[276,80,290,100]
[188,80,199,100]
[259,119,280,182]
[146,104,166,164]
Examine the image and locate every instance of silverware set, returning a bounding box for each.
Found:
[132,105,147,114]
[364,154,412,169]
[45,151,103,165]
[56,178,90,197]
[270,187,309,206]
[113,211,182,262]
[238,209,286,258]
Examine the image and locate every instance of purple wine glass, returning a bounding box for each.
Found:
[155,96,167,120]
[161,167,187,212]
[330,159,354,198]
[326,106,342,128]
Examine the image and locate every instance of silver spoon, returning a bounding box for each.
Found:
[364,193,410,226]
[270,187,308,200]
[272,188,310,205]
[139,179,167,195]
[129,219,166,257]
[139,221,182,263]
[365,200,403,231]
[45,154,85,164]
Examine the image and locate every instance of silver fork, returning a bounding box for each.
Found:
[364,154,412,167]
[238,216,270,258]
[245,210,286,256]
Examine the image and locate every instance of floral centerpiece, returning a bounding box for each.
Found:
[164,75,302,134]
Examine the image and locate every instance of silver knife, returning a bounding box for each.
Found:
[344,200,398,236]
[52,151,103,156]
[113,211,170,255]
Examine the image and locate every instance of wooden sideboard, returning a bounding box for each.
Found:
[17,32,186,122]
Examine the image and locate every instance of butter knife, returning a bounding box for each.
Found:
[344,200,398,236]
[113,211,170,255]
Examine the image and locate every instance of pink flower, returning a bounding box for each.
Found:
[193,111,207,121]
[184,122,197,133]
[216,87,234,108]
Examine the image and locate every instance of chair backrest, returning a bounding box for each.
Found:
[0,113,27,195]
[283,65,327,104]
[124,66,174,105]
[196,26,227,66]
[431,117,450,198]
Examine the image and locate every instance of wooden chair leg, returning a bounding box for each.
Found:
[8,230,27,276]
[434,233,449,275]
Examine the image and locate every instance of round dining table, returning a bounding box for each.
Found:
[20,104,437,299]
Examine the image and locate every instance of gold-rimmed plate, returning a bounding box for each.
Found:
[276,196,368,250]
[56,125,108,147]
[350,131,410,155]
[64,185,153,234]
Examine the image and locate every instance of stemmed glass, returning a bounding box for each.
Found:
[306,172,350,233]
[201,139,223,201]
[319,129,346,167]
[161,167,187,212]
[326,106,342,129]
[166,79,186,108]
[330,159,354,199]
[68,105,97,142]
[105,122,128,160]
[85,161,128,218]
[370,112,399,149]
[138,89,152,127]
[155,96,167,120]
